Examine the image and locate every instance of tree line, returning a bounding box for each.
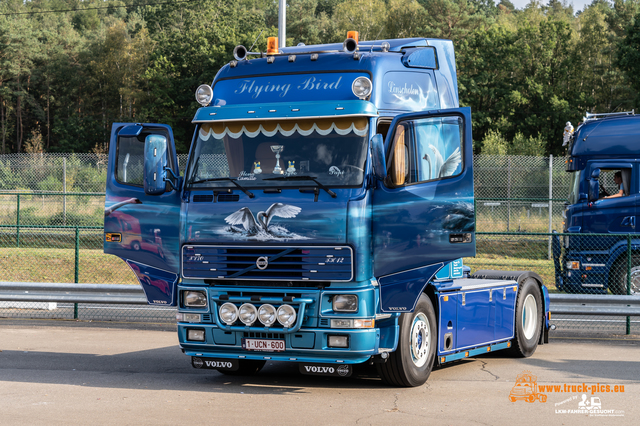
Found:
[1,0,639,156]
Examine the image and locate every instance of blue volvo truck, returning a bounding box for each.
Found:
[103,35,550,386]
[554,111,639,296]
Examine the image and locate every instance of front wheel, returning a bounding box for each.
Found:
[376,294,436,387]
[610,255,640,295]
[511,278,543,357]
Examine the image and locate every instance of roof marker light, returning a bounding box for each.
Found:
[347,31,359,43]
[267,37,279,55]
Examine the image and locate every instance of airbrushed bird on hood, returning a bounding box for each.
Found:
[423,145,461,179]
[225,203,302,233]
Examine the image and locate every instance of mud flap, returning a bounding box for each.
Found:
[552,231,563,290]
[191,357,239,371]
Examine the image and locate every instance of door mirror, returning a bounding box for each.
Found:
[588,168,600,202]
[144,134,169,195]
[370,134,387,181]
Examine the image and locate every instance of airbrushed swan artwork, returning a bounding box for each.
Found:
[104,34,550,387]
[222,203,307,240]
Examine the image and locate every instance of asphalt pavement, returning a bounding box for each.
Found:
[1,320,638,425]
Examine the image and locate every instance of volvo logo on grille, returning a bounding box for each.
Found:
[256,256,269,270]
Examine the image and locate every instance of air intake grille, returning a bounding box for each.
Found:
[182,245,353,282]
[193,194,213,203]
[218,194,239,202]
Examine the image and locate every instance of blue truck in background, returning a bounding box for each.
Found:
[103,34,550,386]
[554,111,639,296]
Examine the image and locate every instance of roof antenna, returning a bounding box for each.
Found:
[248,29,265,53]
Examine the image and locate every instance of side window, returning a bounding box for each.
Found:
[386,115,463,187]
[116,136,145,186]
[597,167,632,199]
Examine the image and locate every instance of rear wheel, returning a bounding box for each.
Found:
[511,278,543,357]
[218,360,266,376]
[376,294,436,387]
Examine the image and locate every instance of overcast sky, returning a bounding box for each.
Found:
[510,0,594,13]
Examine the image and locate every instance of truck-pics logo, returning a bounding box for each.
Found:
[509,371,547,403]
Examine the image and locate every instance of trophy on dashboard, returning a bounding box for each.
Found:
[271,145,284,174]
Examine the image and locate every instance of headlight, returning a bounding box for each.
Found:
[352,77,372,99]
[277,304,297,327]
[258,304,277,326]
[239,303,258,326]
[219,302,239,325]
[195,84,213,106]
[183,290,207,308]
[566,261,580,270]
[332,295,358,312]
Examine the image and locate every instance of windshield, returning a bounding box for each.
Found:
[186,117,369,189]
[567,171,580,204]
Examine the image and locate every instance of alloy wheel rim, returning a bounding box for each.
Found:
[522,294,537,340]
[410,313,430,367]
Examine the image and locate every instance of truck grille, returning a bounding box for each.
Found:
[182,245,353,282]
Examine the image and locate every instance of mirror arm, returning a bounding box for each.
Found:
[163,167,179,192]
[164,167,179,181]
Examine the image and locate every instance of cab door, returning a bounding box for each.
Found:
[373,108,476,312]
[104,123,182,306]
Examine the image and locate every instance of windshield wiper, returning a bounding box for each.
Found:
[264,175,337,198]
[189,177,255,198]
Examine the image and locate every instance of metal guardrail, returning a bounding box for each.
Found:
[1,282,639,316]
[549,294,640,316]
[0,282,147,304]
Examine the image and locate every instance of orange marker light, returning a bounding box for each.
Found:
[443,296,449,302]
[347,31,359,43]
[267,37,279,55]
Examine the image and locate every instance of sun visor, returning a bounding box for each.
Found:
[192,100,378,124]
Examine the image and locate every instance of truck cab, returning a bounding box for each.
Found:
[104,35,549,386]
[555,111,640,295]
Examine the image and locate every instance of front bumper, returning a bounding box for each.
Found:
[178,324,380,364]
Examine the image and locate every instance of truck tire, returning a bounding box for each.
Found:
[511,278,542,357]
[610,255,640,295]
[376,294,436,387]
[218,360,266,376]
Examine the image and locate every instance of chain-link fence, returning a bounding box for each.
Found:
[2,153,638,332]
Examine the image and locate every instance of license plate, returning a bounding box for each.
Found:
[242,338,285,352]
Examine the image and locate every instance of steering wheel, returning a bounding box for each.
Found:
[599,183,609,198]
